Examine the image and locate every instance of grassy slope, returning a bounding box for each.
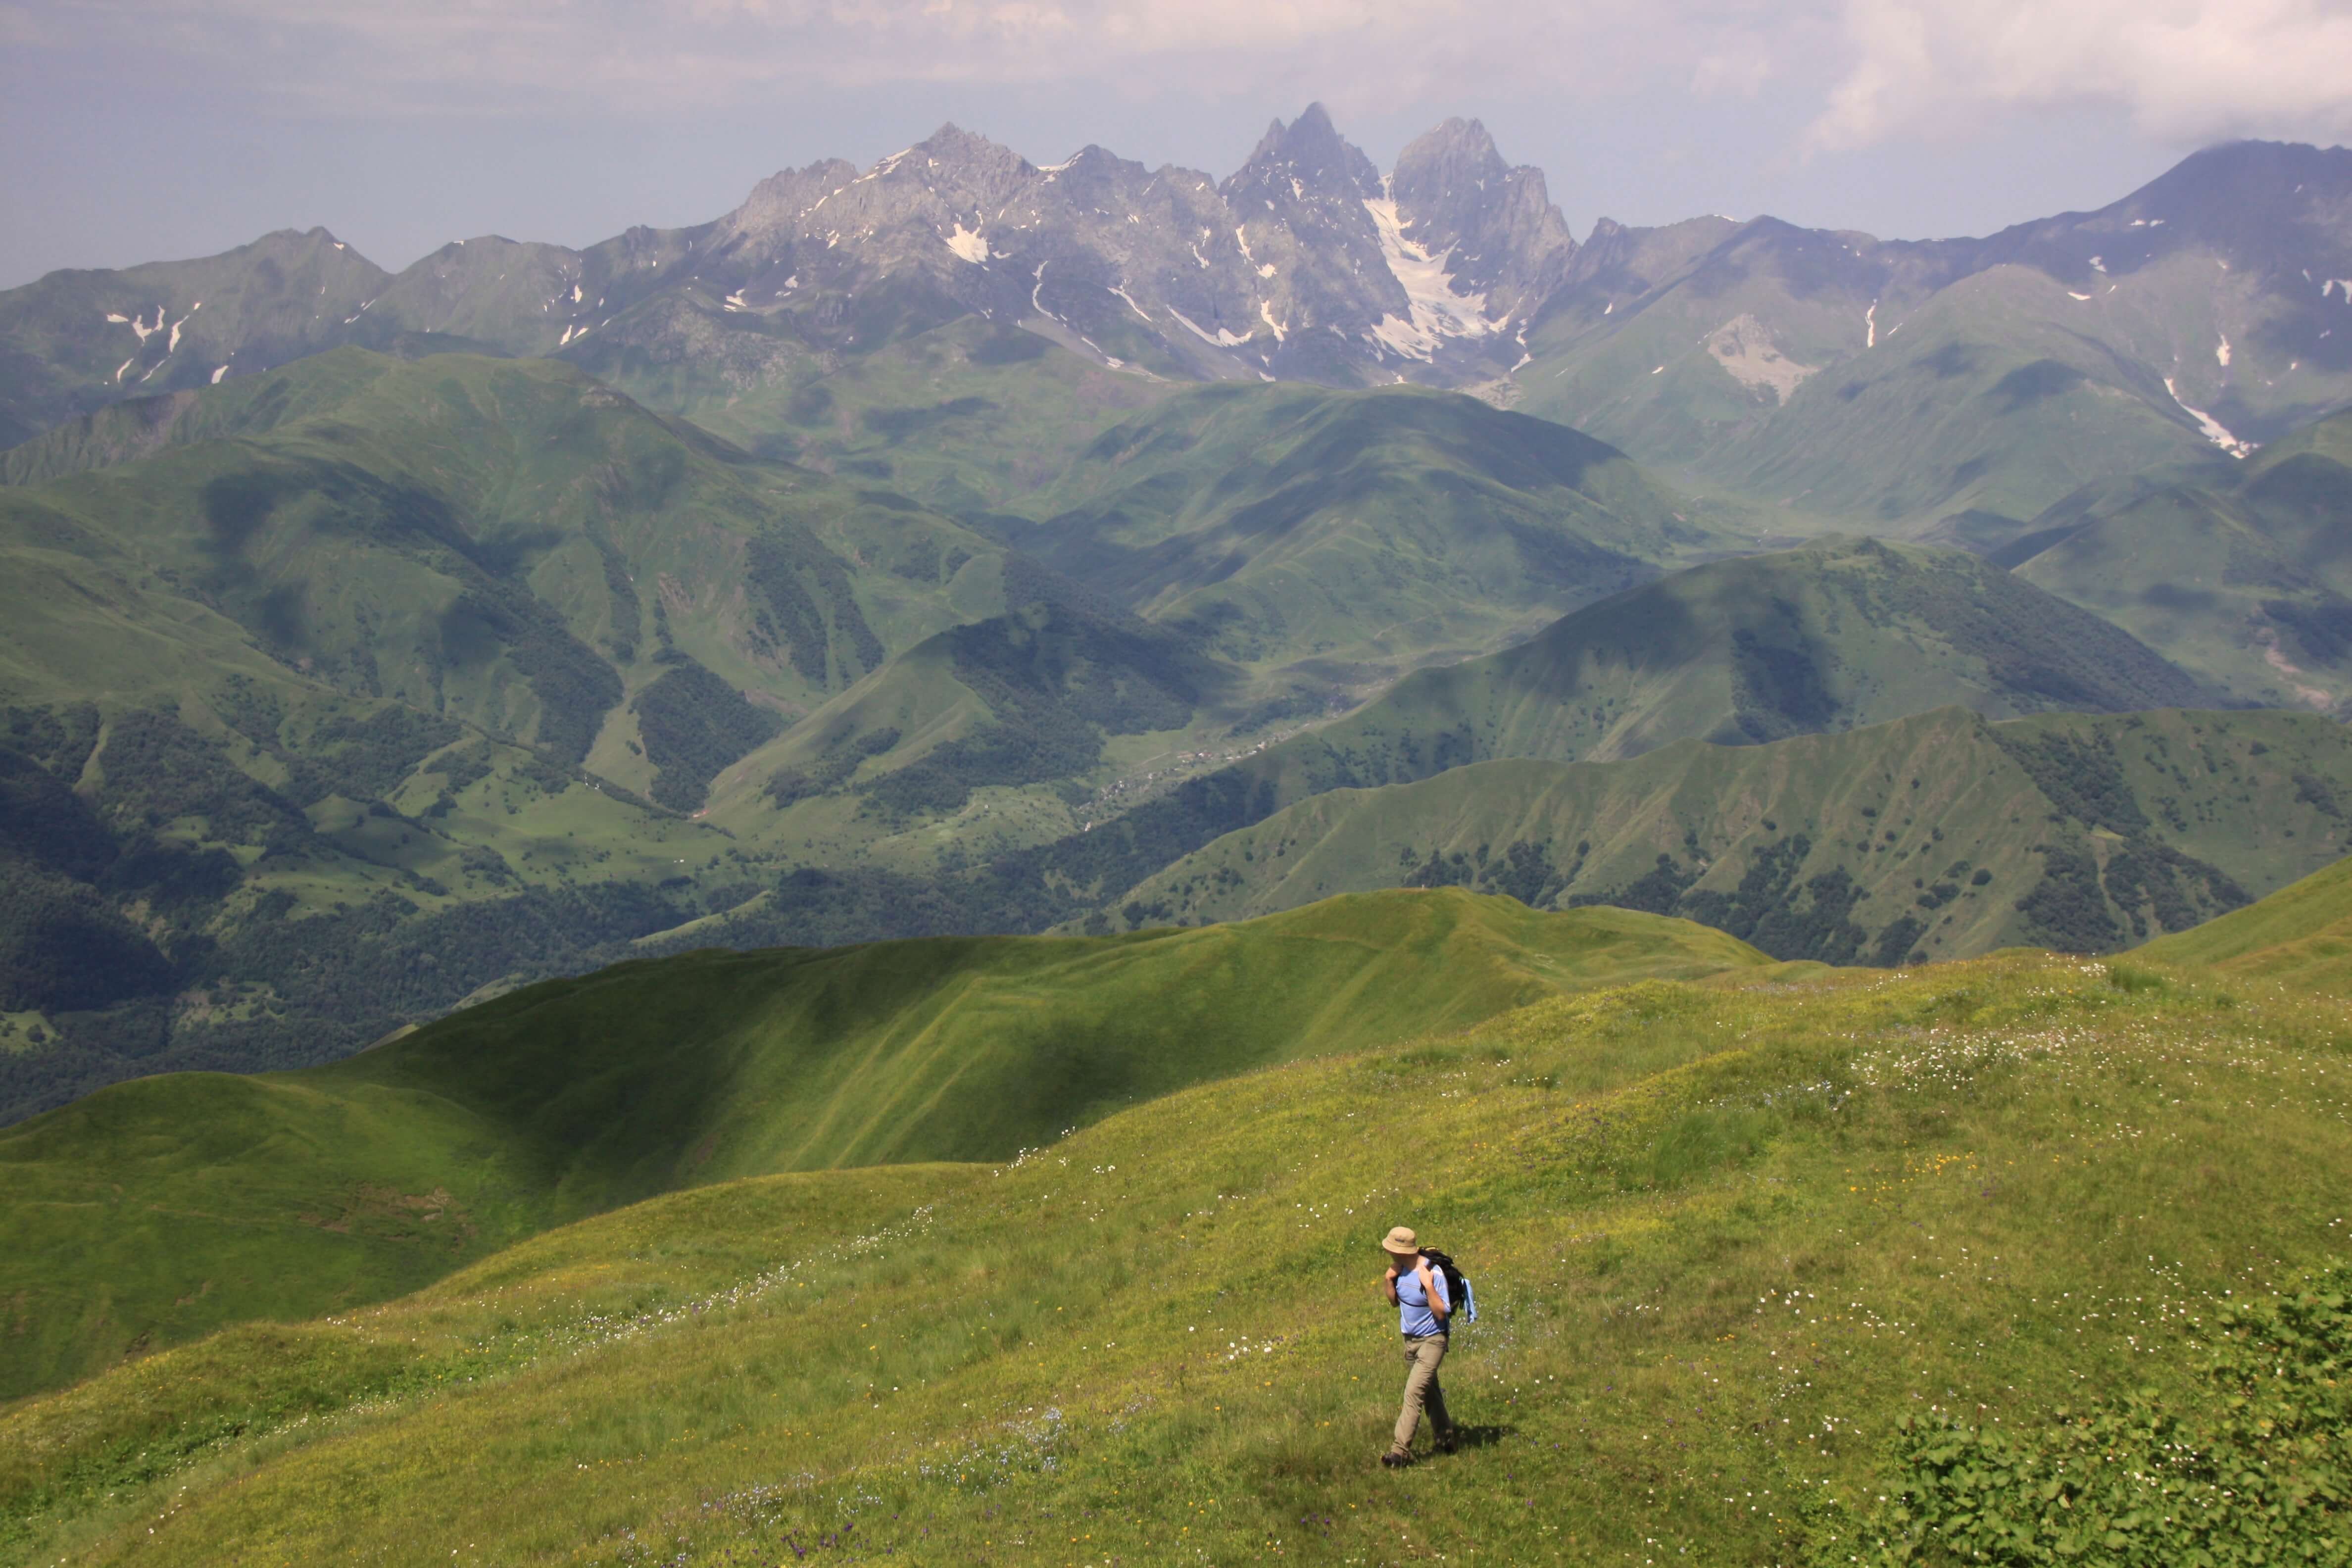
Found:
[2011,406,2352,712]
[0,350,406,488]
[2140,851,2352,987]
[1692,265,2217,533]
[0,229,391,446]
[979,536,2220,931]
[667,381,1754,879]
[4,939,2344,1564]
[0,350,1004,740]
[636,316,1179,518]
[1114,706,2352,960]
[0,890,1764,1398]
[1001,381,1731,678]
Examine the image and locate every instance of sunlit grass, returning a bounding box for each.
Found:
[5,946,2345,1563]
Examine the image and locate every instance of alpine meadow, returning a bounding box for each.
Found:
[4,42,2352,1568]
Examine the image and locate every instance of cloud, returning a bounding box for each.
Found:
[18,0,2347,159]
[1807,0,2352,150]
[5,0,1759,117]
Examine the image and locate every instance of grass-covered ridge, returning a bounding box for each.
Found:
[3,927,2344,1564]
[2139,849,2352,990]
[1110,706,2352,962]
[0,889,1763,1399]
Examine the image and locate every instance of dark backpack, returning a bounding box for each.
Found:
[1419,1249,1478,1325]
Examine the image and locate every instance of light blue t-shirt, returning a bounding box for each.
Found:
[1397,1260,1450,1337]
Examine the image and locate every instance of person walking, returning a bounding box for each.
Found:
[1377,1225,1456,1466]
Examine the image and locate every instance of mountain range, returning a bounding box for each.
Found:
[6,107,2352,1127]
[8,100,2352,1568]
[11,114,2352,537]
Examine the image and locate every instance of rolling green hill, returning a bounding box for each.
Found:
[0,229,391,449]
[3,939,2344,1564]
[2138,850,2352,989]
[0,889,1764,1398]
[998,381,1731,677]
[2004,406,2352,713]
[1110,706,2352,963]
[0,349,998,736]
[0,349,1064,1117]
[941,537,2222,933]
[581,314,1181,518]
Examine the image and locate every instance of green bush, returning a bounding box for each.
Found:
[1807,1267,2352,1567]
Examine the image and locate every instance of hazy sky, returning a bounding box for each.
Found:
[7,0,2352,288]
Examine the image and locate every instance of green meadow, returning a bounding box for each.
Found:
[3,873,2348,1564]
[0,890,1762,1398]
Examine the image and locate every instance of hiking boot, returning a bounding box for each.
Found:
[1379,1449,1414,1469]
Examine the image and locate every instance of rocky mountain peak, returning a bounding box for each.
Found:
[1388,117,1575,323]
[1224,102,1381,204]
[913,122,1033,178]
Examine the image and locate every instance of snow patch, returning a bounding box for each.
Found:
[166,316,187,354]
[2164,377,2256,458]
[1359,189,1499,362]
[2067,291,2094,301]
[2089,256,2106,273]
[1234,228,1256,264]
[1603,301,1613,315]
[2216,335,2232,367]
[1189,242,1211,270]
[1258,301,1287,342]
[1864,300,1877,348]
[944,223,991,264]
[2324,279,2352,301]
[210,365,229,384]
[1108,283,1154,324]
[724,291,747,309]
[1290,178,1305,201]
[112,358,134,383]
[103,312,129,324]
[1168,306,1250,348]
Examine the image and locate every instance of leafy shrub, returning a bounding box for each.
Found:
[1805,1267,2352,1567]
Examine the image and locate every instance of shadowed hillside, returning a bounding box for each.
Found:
[2139,849,2352,989]
[1112,706,2352,962]
[0,889,1763,1398]
[934,537,2222,933]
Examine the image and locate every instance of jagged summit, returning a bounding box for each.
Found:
[1225,102,1382,202]
[12,110,2352,488]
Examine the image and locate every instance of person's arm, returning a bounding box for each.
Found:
[1382,1264,1401,1306]
[1417,1260,1450,1321]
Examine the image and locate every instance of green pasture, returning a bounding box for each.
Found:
[4,920,2345,1564]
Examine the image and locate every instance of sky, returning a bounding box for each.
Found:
[6,0,2352,288]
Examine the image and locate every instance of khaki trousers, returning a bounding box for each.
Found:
[1389,1333,1452,1455]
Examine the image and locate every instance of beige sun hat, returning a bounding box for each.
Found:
[1382,1225,1421,1257]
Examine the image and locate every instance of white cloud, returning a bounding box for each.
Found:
[5,0,1752,116]
[16,0,2349,158]
[1808,0,2352,150]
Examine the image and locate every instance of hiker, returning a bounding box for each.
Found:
[1377,1225,1457,1466]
